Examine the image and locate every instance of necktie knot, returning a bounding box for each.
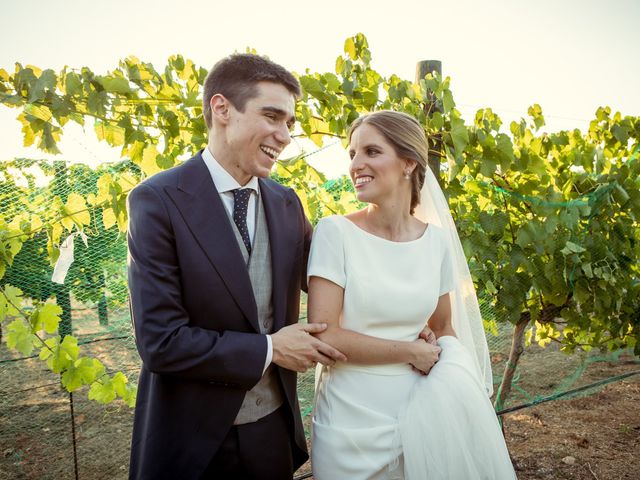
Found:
[232,188,253,255]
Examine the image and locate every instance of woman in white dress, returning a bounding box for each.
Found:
[307,110,517,479]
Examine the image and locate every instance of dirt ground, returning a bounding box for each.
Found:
[1,313,638,479]
[503,364,640,480]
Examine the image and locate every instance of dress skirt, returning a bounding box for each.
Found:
[312,361,414,479]
[311,336,517,479]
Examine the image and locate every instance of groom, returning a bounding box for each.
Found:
[127,53,346,479]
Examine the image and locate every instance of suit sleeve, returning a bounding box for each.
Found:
[127,182,267,390]
[291,189,313,293]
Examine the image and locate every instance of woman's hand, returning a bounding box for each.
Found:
[409,339,441,375]
[418,325,437,345]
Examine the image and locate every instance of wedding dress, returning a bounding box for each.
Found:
[308,215,516,479]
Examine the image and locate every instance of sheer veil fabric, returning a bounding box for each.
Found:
[397,168,516,479]
[413,167,493,396]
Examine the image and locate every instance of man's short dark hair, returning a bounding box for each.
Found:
[202,53,301,129]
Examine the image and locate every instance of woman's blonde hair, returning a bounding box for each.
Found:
[348,110,428,214]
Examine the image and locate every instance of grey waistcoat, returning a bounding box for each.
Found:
[227,192,284,424]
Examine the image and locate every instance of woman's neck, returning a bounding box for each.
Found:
[363,204,416,242]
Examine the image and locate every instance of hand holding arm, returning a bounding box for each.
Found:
[270,323,347,373]
[308,276,440,369]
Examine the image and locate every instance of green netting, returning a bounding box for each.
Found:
[1,156,638,479]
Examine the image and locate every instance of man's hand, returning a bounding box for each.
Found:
[419,325,437,346]
[271,323,347,373]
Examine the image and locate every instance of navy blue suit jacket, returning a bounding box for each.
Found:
[127,152,312,479]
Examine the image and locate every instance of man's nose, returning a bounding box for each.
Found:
[274,123,292,146]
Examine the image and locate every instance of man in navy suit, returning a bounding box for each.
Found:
[127,54,345,479]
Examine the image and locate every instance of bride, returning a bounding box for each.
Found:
[307,110,516,479]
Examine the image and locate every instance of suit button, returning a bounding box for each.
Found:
[255,397,262,406]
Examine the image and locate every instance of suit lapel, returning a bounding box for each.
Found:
[260,178,292,331]
[164,154,260,332]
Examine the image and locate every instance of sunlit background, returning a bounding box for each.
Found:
[1,0,638,178]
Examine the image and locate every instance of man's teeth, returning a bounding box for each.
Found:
[261,146,278,159]
[355,177,372,185]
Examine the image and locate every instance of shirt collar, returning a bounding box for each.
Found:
[201,147,259,194]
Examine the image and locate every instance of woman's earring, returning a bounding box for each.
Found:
[404,170,411,180]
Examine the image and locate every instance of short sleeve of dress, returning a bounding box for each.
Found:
[307,216,346,288]
[439,237,455,296]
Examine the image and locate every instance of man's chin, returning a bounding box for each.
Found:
[255,164,275,178]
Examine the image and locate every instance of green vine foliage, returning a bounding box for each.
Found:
[0,158,137,406]
[1,33,638,409]
[297,34,640,356]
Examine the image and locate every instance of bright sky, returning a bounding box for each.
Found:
[1,0,638,178]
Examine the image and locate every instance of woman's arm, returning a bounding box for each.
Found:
[308,276,440,373]
[426,293,457,338]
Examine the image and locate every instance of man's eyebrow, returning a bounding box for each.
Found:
[261,106,297,127]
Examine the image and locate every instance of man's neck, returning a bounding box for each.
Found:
[206,144,252,186]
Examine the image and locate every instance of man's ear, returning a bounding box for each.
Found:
[210,94,231,125]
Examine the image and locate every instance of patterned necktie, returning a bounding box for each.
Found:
[232,188,253,255]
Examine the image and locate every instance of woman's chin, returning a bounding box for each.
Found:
[355,191,373,204]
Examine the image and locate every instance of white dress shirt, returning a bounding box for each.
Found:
[201,147,273,373]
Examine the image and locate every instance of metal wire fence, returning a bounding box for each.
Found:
[1,158,638,479]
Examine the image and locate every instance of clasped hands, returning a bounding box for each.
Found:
[271,323,346,373]
[411,325,441,376]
